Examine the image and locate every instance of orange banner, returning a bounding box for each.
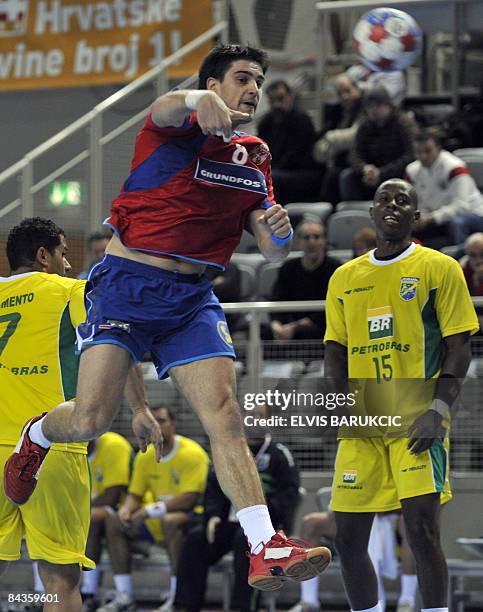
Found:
[0,0,214,90]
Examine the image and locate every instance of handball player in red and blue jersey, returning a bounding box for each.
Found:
[6,45,331,590]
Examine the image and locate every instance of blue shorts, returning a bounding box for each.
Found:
[76,255,235,379]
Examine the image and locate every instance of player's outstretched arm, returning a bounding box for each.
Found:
[249,205,293,263]
[151,90,249,139]
[408,331,471,455]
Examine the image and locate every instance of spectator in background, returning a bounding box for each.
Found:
[462,233,483,297]
[346,63,406,107]
[407,132,483,248]
[270,218,340,340]
[352,227,376,258]
[258,80,320,203]
[81,432,134,612]
[314,74,364,204]
[339,87,415,201]
[98,407,209,612]
[175,403,300,612]
[78,229,112,279]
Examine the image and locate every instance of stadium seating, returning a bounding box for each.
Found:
[256,262,282,300]
[463,158,483,190]
[336,200,373,212]
[236,263,257,300]
[285,202,333,229]
[326,210,373,249]
[453,148,483,159]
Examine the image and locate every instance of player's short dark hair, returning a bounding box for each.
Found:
[375,179,419,209]
[198,44,269,89]
[87,229,112,247]
[151,405,176,421]
[6,217,65,271]
[266,80,292,95]
[415,130,442,147]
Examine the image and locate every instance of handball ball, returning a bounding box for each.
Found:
[353,7,423,72]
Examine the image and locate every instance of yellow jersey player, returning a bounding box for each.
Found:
[0,217,94,612]
[324,179,479,612]
[81,432,134,611]
[97,406,209,612]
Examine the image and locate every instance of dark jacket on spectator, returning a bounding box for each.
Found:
[351,111,415,181]
[258,107,316,170]
[203,435,300,531]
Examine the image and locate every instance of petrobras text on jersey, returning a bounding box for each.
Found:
[194,158,268,195]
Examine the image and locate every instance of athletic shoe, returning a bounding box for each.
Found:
[96,593,136,612]
[3,413,49,505]
[248,531,331,591]
[287,602,320,612]
[396,602,416,612]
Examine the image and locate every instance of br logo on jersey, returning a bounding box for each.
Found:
[343,470,357,484]
[399,277,420,301]
[217,320,233,346]
[367,306,393,340]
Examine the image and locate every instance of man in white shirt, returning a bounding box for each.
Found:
[405,132,483,246]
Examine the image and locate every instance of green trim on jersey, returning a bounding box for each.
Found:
[421,288,444,380]
[429,438,447,493]
[58,304,79,400]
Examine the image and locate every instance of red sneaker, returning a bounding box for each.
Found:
[248,531,331,591]
[4,413,50,505]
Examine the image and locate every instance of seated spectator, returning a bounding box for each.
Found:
[314,74,364,204]
[175,403,300,612]
[461,233,483,335]
[339,87,415,202]
[78,229,112,279]
[407,132,483,248]
[258,80,320,203]
[270,219,340,340]
[352,227,376,258]
[98,407,209,612]
[81,432,134,612]
[346,63,406,107]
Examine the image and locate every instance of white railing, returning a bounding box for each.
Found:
[0,19,227,229]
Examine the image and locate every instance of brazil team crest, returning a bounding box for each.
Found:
[399,277,420,301]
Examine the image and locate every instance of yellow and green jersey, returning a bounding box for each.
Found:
[0,271,87,453]
[89,432,134,499]
[324,243,478,422]
[129,435,209,514]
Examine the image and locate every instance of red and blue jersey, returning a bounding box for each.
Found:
[107,112,275,269]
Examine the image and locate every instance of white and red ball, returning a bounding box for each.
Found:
[353,7,423,72]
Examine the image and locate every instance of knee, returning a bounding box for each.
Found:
[105,513,124,537]
[38,563,80,595]
[161,513,187,537]
[335,530,366,559]
[301,513,323,539]
[406,521,441,556]
[206,395,244,440]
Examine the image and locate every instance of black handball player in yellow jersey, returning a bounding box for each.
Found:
[324,179,478,612]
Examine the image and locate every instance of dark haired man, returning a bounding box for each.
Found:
[406,131,483,247]
[324,179,478,612]
[78,229,112,280]
[0,218,157,612]
[5,45,331,591]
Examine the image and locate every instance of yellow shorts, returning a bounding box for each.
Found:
[330,437,451,513]
[0,445,95,568]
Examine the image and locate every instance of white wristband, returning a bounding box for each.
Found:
[144,501,167,519]
[427,399,451,419]
[185,90,208,111]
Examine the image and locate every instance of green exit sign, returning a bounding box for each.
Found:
[47,181,83,207]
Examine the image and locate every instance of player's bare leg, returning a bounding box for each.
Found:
[38,561,81,612]
[334,511,378,610]
[41,345,133,441]
[161,512,190,574]
[401,493,447,608]
[170,357,331,590]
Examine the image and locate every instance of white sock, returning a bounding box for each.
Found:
[28,417,52,449]
[399,574,418,605]
[169,575,177,599]
[301,576,319,607]
[113,574,133,596]
[352,604,382,612]
[236,505,276,553]
[81,568,100,595]
[32,562,44,593]
[421,609,448,612]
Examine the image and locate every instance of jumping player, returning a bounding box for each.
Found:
[324,178,479,612]
[5,45,331,590]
